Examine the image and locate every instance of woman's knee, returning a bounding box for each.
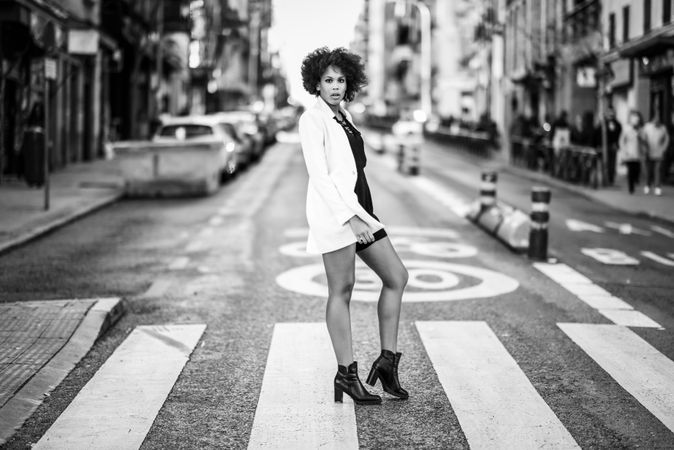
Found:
[383,266,408,291]
[328,277,355,301]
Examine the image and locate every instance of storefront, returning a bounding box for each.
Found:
[621,35,674,126]
[605,58,633,126]
[0,0,67,181]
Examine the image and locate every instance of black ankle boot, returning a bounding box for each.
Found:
[366,350,409,399]
[334,361,382,405]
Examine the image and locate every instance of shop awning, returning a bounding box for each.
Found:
[619,29,674,57]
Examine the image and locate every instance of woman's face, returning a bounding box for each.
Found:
[629,113,640,127]
[317,65,346,108]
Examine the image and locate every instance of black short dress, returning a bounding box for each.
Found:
[334,112,388,252]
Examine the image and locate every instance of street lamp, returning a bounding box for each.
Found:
[392,0,432,121]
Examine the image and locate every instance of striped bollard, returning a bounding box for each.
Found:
[480,172,497,211]
[528,187,551,260]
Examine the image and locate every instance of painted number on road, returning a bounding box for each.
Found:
[581,248,639,265]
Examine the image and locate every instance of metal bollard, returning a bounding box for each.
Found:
[528,187,551,260]
[479,172,497,210]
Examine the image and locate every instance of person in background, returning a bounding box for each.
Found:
[619,110,646,194]
[595,107,622,185]
[642,112,670,196]
[551,110,571,161]
[571,111,594,146]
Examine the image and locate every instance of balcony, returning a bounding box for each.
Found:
[564,0,599,44]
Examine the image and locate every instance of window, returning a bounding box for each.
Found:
[644,0,651,32]
[664,0,672,24]
[622,5,630,42]
[609,13,616,48]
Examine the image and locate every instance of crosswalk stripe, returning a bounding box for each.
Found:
[247,323,358,450]
[416,321,579,449]
[34,324,206,449]
[559,323,674,433]
[534,263,663,328]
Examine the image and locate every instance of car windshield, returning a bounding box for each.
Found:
[158,124,214,139]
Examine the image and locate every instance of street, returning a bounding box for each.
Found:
[1,134,673,449]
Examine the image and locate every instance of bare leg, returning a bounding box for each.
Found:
[358,237,408,352]
[322,244,357,366]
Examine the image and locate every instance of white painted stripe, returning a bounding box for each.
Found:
[411,177,471,217]
[577,295,633,310]
[248,323,358,450]
[651,225,674,238]
[562,282,612,298]
[168,256,190,270]
[536,263,662,326]
[35,324,206,449]
[531,203,549,212]
[141,278,172,298]
[534,263,594,284]
[641,251,674,267]
[416,321,579,449]
[559,323,674,432]
[598,309,664,329]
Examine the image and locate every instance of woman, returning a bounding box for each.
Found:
[298,47,409,405]
[642,112,670,196]
[619,110,646,194]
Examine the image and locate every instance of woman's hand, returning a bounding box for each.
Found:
[348,216,374,245]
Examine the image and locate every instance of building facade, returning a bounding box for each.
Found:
[602,0,674,129]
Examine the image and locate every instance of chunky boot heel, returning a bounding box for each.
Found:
[367,350,409,400]
[334,386,344,403]
[334,361,381,405]
[366,366,378,387]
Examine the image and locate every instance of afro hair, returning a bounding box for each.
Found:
[301,47,367,102]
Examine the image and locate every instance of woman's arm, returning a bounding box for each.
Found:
[298,113,356,226]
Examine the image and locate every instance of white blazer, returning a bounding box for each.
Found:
[298,98,385,254]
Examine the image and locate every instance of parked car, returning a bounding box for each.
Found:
[154,116,240,182]
[209,111,266,160]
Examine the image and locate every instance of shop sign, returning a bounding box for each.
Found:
[68,29,99,55]
[639,49,674,76]
[609,59,632,88]
[44,58,57,80]
[576,65,597,88]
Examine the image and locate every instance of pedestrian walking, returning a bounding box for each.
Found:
[298,47,409,405]
[595,107,622,185]
[619,110,646,194]
[642,112,670,196]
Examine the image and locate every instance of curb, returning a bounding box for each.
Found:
[0,192,123,256]
[498,163,674,225]
[0,297,127,445]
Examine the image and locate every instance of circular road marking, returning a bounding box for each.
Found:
[276,260,519,303]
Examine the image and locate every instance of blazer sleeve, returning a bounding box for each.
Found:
[298,112,356,226]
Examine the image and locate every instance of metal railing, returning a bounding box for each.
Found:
[511,135,604,189]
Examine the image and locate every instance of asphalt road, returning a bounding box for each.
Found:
[1,132,672,449]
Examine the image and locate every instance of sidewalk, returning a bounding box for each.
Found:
[501,162,674,224]
[0,297,125,445]
[0,158,125,255]
[368,129,674,224]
